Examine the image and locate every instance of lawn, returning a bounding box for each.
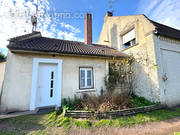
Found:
[1,107,180,135]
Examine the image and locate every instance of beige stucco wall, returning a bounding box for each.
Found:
[124,34,160,102]
[0,61,6,96]
[98,15,161,102]
[0,52,108,112]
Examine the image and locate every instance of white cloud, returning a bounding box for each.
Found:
[60,22,80,33]
[136,0,180,30]
[0,0,82,51]
[58,31,83,42]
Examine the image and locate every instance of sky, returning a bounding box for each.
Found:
[0,0,180,55]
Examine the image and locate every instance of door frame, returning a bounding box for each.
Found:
[30,58,62,110]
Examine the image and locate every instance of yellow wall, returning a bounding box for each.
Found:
[1,52,109,112]
[98,15,160,102]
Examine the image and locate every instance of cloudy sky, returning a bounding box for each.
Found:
[0,0,180,55]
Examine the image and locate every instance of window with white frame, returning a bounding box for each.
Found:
[122,29,136,49]
[79,67,93,89]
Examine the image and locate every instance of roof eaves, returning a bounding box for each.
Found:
[9,48,127,59]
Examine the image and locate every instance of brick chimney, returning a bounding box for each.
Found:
[85,13,92,44]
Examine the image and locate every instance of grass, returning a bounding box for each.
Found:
[45,107,180,130]
[0,131,24,135]
[130,94,158,107]
[74,120,92,128]
[1,108,180,134]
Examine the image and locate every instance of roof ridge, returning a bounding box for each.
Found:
[9,31,41,42]
[143,14,180,31]
[42,36,116,50]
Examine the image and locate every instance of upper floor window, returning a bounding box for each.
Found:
[79,67,94,89]
[122,29,136,49]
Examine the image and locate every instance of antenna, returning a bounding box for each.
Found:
[108,0,114,13]
[31,0,38,32]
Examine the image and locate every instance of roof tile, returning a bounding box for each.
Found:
[7,35,127,58]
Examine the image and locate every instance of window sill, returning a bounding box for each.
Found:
[76,89,96,93]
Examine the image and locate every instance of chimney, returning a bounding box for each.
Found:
[85,13,92,44]
[104,11,113,22]
[105,11,113,17]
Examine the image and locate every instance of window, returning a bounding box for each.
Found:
[122,29,136,49]
[79,67,93,89]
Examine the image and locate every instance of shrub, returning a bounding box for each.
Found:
[0,52,6,62]
[80,94,133,113]
[62,95,81,110]
[130,94,156,107]
[60,93,154,113]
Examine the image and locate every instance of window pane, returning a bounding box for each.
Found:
[87,78,91,86]
[80,78,85,87]
[80,70,85,88]
[51,72,54,79]
[87,70,91,78]
[50,89,53,97]
[81,70,85,79]
[51,80,53,88]
[87,70,92,86]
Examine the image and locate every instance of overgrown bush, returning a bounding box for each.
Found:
[104,56,136,96]
[61,93,156,113]
[130,94,158,107]
[61,94,133,113]
[62,95,81,111]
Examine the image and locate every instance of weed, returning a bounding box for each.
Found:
[130,94,157,107]
[47,111,57,125]
[74,120,92,128]
[0,131,24,135]
[95,119,112,127]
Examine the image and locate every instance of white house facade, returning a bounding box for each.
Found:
[0,13,127,112]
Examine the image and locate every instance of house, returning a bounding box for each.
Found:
[0,13,127,112]
[98,12,180,107]
[0,61,6,96]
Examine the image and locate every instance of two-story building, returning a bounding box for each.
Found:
[98,12,180,107]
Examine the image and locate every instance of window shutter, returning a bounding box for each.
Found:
[122,29,135,44]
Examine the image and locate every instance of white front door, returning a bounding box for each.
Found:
[36,63,58,107]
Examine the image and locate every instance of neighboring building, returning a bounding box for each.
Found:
[98,12,180,107]
[0,61,6,96]
[0,13,127,112]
